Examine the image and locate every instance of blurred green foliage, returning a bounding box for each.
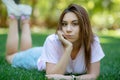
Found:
[0,0,120,30]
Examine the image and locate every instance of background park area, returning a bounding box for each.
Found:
[0,0,120,80]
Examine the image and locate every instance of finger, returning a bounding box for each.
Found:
[57,31,64,40]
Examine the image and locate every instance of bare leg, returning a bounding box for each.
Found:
[6,17,19,63]
[20,18,32,51]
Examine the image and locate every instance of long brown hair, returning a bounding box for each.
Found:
[56,4,94,72]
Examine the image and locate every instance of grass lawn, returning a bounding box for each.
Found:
[0,30,120,80]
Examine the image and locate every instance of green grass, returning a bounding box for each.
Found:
[0,30,120,80]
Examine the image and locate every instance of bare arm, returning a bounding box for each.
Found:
[46,74,72,80]
[46,31,73,74]
[46,62,100,80]
[46,46,72,74]
[76,61,100,80]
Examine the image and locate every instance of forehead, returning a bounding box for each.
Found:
[63,12,78,21]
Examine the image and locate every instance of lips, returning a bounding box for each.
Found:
[64,35,73,39]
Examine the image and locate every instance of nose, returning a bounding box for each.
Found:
[66,24,72,32]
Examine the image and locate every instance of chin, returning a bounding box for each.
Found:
[68,39,79,43]
[67,39,75,43]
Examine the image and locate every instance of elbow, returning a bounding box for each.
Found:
[46,71,53,75]
[91,73,99,79]
[94,71,100,78]
[46,69,54,75]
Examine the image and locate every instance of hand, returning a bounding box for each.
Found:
[57,30,73,48]
[46,74,72,80]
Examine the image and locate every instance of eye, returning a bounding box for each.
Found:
[72,22,79,26]
[61,22,67,27]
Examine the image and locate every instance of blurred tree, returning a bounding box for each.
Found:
[0,0,120,30]
[0,0,7,28]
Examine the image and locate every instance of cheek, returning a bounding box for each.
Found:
[75,27,80,33]
[75,28,80,38]
[61,27,65,32]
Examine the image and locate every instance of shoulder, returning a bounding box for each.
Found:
[91,35,105,63]
[91,35,102,50]
[44,34,61,45]
[46,34,59,41]
[93,35,100,43]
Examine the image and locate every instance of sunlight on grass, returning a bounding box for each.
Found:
[31,26,55,35]
[0,27,56,35]
[97,30,120,44]
[0,28,8,34]
[100,38,111,44]
[1,27,120,38]
[98,29,120,37]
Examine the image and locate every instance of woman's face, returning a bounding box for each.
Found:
[61,12,80,43]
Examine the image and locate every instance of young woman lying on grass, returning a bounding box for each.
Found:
[2,0,105,80]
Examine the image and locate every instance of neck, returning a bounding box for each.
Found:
[71,41,81,60]
[72,40,81,50]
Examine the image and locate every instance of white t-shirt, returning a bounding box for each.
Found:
[37,34,105,74]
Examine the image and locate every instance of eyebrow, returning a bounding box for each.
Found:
[62,20,78,23]
[72,20,78,23]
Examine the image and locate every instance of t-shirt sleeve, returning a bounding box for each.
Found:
[43,36,59,64]
[37,35,60,70]
[91,36,105,63]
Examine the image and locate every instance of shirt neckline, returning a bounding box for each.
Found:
[71,46,83,62]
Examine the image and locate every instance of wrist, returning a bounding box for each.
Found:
[66,44,73,50]
[65,46,73,54]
